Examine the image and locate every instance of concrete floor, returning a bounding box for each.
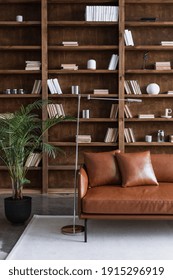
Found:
[0,194,73,259]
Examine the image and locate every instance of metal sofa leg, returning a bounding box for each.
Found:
[84,219,87,242]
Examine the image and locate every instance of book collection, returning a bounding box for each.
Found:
[124,30,134,46]
[124,80,142,95]
[109,104,133,119]
[76,135,91,143]
[47,103,65,118]
[104,128,118,143]
[155,61,171,70]
[31,80,42,94]
[167,91,173,94]
[124,128,135,143]
[93,89,109,94]
[161,41,173,46]
[47,78,62,94]
[25,61,41,70]
[62,41,78,46]
[108,54,119,70]
[138,114,155,119]
[61,64,78,70]
[85,6,119,22]
[25,152,42,168]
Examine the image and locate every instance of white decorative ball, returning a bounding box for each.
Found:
[146,83,160,95]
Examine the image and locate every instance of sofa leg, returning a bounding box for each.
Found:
[84,219,87,242]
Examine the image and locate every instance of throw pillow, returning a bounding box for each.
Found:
[115,151,158,187]
[84,150,121,187]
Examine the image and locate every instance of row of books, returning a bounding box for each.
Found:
[25,152,42,167]
[76,135,91,143]
[62,41,78,46]
[155,61,171,70]
[47,78,62,94]
[47,104,65,118]
[104,128,118,143]
[124,30,134,46]
[109,104,133,119]
[61,64,78,70]
[85,6,119,22]
[124,128,135,143]
[138,114,155,119]
[108,54,119,70]
[31,80,42,94]
[161,41,173,46]
[93,89,109,94]
[25,61,41,71]
[124,80,142,95]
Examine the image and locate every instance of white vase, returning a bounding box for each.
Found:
[146,83,160,95]
[87,59,96,70]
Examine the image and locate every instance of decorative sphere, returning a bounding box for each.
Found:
[146,83,160,95]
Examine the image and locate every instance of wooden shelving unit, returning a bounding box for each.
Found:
[0,0,173,194]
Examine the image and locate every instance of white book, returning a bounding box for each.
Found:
[128,30,134,46]
[52,78,62,94]
[108,54,119,70]
[124,29,131,46]
[47,79,55,94]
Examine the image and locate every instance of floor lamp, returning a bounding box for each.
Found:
[61,94,142,235]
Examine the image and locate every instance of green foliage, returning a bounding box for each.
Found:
[0,100,74,199]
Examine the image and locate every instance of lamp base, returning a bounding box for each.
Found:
[61,225,85,235]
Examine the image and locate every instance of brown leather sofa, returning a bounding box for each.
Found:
[78,150,173,242]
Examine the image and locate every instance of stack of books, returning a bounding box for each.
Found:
[138,114,155,118]
[62,41,78,46]
[0,113,14,119]
[124,80,142,95]
[124,104,133,118]
[47,78,62,94]
[25,152,42,167]
[31,80,42,94]
[161,41,173,46]
[167,90,173,94]
[85,6,119,22]
[47,103,65,118]
[110,104,118,118]
[104,128,118,143]
[93,89,109,94]
[124,30,134,46]
[76,135,91,143]
[108,54,119,70]
[124,128,135,143]
[61,64,78,70]
[155,61,171,70]
[25,61,41,70]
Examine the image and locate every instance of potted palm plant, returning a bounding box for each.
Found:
[0,100,72,223]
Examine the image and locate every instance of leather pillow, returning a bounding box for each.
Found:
[115,151,158,187]
[84,150,121,187]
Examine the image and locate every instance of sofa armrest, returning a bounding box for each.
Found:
[78,166,89,199]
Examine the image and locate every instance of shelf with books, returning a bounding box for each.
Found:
[49,45,118,51]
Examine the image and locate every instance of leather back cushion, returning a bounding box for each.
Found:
[84,150,121,187]
[116,151,158,187]
[151,154,173,182]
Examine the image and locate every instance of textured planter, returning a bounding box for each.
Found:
[4,196,32,224]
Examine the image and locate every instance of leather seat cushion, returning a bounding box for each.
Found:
[82,183,173,214]
[151,154,173,182]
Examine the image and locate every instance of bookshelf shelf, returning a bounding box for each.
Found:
[0,94,41,98]
[125,142,173,146]
[125,118,173,122]
[126,46,173,51]
[126,21,173,27]
[126,70,173,74]
[125,94,173,98]
[0,70,41,74]
[49,45,118,51]
[0,46,41,50]
[0,21,41,26]
[49,142,118,147]
[48,70,118,74]
[48,21,118,26]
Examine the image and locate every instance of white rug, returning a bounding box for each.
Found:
[6,215,173,260]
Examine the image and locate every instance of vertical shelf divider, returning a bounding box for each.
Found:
[41,0,48,193]
[118,0,125,152]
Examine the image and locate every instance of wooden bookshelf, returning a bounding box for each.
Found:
[0,0,173,194]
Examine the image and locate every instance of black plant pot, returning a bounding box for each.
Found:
[4,196,32,224]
